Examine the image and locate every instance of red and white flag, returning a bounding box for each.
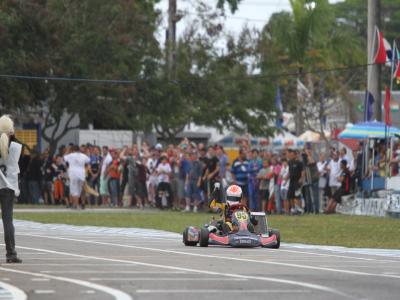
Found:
[373,27,388,64]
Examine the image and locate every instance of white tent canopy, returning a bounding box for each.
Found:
[298,130,331,142]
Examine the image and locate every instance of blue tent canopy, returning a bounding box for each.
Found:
[338,121,400,139]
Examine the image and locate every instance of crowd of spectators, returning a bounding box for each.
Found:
[18,137,390,214]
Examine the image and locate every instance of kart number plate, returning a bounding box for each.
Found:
[239,239,252,244]
[234,211,248,221]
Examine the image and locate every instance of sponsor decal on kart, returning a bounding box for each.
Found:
[187,227,200,242]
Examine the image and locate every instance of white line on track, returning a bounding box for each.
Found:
[277,248,400,263]
[136,289,311,294]
[41,271,186,274]
[81,290,95,294]
[33,290,54,294]
[17,234,400,280]
[3,244,350,298]
[0,267,132,300]
[89,277,247,281]
[20,263,130,266]
[0,281,27,300]
[31,278,50,282]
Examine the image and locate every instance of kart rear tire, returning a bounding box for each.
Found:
[270,229,280,249]
[183,227,198,246]
[199,228,209,247]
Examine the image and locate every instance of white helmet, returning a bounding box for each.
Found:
[226,185,242,204]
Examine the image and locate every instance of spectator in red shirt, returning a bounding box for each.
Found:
[107,149,121,207]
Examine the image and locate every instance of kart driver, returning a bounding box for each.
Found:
[209,184,254,233]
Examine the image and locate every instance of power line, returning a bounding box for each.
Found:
[0,74,136,84]
[0,62,376,85]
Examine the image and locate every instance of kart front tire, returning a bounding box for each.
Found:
[199,228,209,247]
[183,227,198,246]
[270,229,280,249]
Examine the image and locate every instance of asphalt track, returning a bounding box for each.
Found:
[1,220,400,300]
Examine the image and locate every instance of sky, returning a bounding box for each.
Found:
[155,0,344,41]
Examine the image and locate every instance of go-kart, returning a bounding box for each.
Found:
[183,203,280,248]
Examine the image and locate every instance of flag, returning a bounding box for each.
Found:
[275,85,283,113]
[373,27,387,64]
[384,86,392,126]
[392,42,400,83]
[297,79,311,99]
[364,90,375,121]
[384,38,392,60]
[275,85,284,128]
[394,61,400,84]
[383,38,392,67]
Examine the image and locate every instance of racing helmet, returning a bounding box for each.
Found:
[226,185,242,204]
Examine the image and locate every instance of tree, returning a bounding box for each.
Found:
[216,0,242,13]
[139,2,276,142]
[258,0,365,139]
[0,0,160,153]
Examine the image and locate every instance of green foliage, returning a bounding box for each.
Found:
[258,0,366,132]
[334,0,400,44]
[217,0,242,13]
[4,0,398,146]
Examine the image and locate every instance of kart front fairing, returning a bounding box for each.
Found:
[208,226,278,248]
[206,209,278,248]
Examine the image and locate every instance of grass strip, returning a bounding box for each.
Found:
[14,210,400,249]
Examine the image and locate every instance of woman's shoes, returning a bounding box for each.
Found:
[6,256,22,263]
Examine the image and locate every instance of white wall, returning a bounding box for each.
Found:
[79,130,133,148]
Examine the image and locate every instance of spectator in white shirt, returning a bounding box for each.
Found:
[99,146,112,206]
[156,156,172,208]
[146,148,159,206]
[327,151,341,197]
[317,153,328,212]
[339,147,350,164]
[64,145,90,209]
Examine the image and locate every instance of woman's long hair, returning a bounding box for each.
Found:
[0,115,14,160]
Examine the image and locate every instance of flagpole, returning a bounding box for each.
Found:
[386,42,397,189]
[365,26,378,122]
[367,26,378,192]
[363,27,377,186]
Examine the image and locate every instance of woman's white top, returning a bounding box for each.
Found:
[0,141,22,196]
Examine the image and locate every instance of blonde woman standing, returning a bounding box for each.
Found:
[0,115,22,263]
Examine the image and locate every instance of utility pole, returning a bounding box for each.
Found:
[167,0,179,80]
[368,0,381,121]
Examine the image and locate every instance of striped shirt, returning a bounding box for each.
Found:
[231,159,249,186]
